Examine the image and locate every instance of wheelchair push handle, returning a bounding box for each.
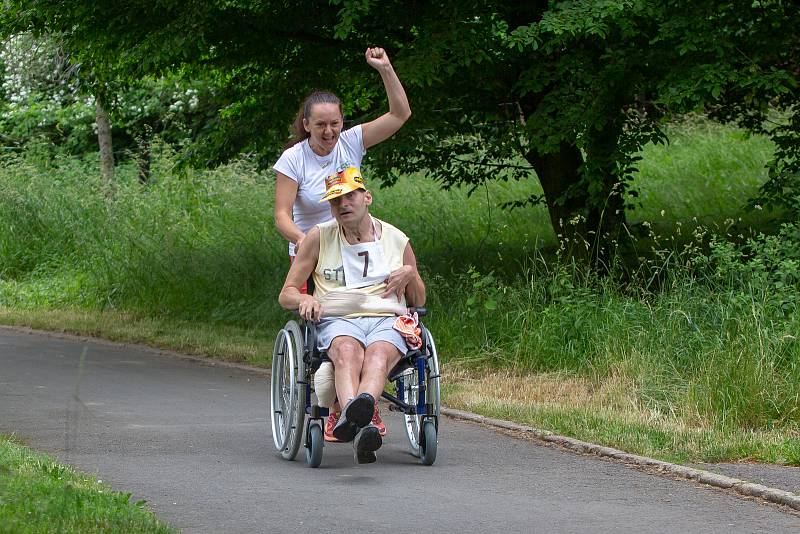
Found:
[408,306,427,317]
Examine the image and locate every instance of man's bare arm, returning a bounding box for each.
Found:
[278,227,323,321]
[402,243,426,307]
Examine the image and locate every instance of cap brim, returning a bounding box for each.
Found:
[319,184,365,203]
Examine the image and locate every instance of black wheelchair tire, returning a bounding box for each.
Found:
[306,422,324,468]
[420,419,437,466]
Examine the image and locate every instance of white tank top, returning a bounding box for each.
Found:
[313,217,409,317]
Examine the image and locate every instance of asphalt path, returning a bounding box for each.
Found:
[1,328,799,533]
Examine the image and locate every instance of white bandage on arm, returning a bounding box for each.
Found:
[317,290,407,318]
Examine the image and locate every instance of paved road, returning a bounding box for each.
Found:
[1,328,798,533]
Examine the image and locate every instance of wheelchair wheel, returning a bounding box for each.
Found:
[306,421,324,468]
[400,327,441,460]
[270,320,306,460]
[420,420,437,466]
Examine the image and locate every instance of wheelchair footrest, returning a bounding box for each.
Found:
[382,391,415,414]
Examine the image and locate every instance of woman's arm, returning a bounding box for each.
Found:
[361,47,412,150]
[274,172,307,252]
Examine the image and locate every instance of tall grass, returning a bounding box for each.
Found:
[429,248,800,432]
[0,143,553,319]
[631,117,778,230]
[371,171,554,275]
[0,148,289,327]
[2,120,797,444]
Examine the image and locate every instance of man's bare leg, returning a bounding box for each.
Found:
[327,336,365,404]
[350,341,402,463]
[327,336,374,443]
[358,341,403,401]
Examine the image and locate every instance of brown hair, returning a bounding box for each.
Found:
[284,91,343,149]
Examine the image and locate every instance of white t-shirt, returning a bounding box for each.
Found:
[273,125,365,255]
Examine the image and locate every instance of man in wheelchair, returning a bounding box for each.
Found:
[278,166,426,464]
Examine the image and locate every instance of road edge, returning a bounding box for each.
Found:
[3,323,798,512]
[441,407,800,512]
[0,323,270,376]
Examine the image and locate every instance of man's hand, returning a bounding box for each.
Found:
[381,265,413,302]
[365,47,391,71]
[298,294,323,322]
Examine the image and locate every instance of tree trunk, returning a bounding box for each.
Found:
[524,142,591,260]
[96,98,114,184]
[524,140,629,271]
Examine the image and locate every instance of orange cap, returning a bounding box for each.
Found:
[319,167,366,202]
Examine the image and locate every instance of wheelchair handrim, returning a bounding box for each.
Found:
[270,328,296,451]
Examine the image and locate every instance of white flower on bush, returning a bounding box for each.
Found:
[1,33,80,110]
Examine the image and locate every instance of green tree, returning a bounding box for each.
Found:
[0,33,95,155]
[0,32,217,182]
[3,1,798,264]
[364,1,798,264]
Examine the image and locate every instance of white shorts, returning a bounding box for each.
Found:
[316,316,407,356]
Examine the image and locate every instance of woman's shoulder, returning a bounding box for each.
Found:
[339,125,364,150]
[274,141,309,181]
[277,139,309,163]
[281,139,307,159]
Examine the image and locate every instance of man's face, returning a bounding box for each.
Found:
[329,189,371,225]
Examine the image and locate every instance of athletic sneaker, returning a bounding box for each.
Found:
[353,425,382,464]
[332,392,375,443]
[324,411,341,443]
[326,403,385,441]
[372,404,387,437]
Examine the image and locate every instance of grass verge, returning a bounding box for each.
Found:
[443,367,800,465]
[0,307,275,366]
[0,435,174,534]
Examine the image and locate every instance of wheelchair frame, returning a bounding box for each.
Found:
[270,312,441,467]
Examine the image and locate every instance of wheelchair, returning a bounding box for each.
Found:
[270,309,441,468]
